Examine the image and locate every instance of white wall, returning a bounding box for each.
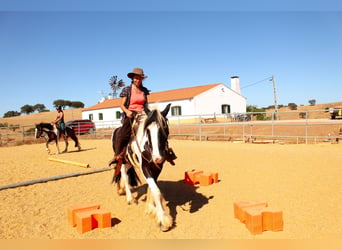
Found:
[82,83,247,128]
[149,99,195,116]
[193,84,246,115]
[82,107,123,128]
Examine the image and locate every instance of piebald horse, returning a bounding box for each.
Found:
[110,104,173,231]
[35,122,81,154]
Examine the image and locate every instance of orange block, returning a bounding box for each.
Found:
[233,201,268,223]
[75,210,93,234]
[234,201,283,234]
[67,203,100,226]
[262,207,283,232]
[75,208,112,234]
[199,172,214,186]
[211,172,219,183]
[92,209,112,228]
[184,170,203,185]
[244,207,264,235]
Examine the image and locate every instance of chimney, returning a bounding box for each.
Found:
[230,76,241,94]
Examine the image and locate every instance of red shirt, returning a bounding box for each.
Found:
[128,90,145,112]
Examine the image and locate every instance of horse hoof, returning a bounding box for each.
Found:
[128,199,137,205]
[117,188,126,196]
[159,216,172,232]
[159,223,171,232]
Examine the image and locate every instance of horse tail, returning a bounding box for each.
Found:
[111,167,140,187]
[67,127,80,147]
[73,131,80,147]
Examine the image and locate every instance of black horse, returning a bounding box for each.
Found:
[35,122,81,154]
[110,104,174,231]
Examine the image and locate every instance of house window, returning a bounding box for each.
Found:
[89,114,93,120]
[116,111,122,119]
[221,104,231,114]
[171,106,182,116]
[98,113,103,120]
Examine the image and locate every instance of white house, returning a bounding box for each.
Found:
[82,77,246,127]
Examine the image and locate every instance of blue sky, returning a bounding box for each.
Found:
[1,1,342,117]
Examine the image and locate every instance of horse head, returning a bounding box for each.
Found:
[143,104,171,164]
[35,123,43,139]
[35,123,54,139]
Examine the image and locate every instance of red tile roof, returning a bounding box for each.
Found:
[83,83,222,111]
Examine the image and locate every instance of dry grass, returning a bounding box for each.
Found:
[0,108,83,127]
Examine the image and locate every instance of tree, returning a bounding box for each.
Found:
[33,104,46,113]
[308,99,316,106]
[246,105,266,120]
[246,105,265,113]
[109,75,125,98]
[288,103,298,110]
[53,99,85,109]
[3,111,21,118]
[70,101,85,108]
[53,99,72,109]
[20,104,34,114]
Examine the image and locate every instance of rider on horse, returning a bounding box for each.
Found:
[110,67,176,168]
[51,105,66,138]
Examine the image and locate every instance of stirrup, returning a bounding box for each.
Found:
[108,155,120,166]
[108,156,117,166]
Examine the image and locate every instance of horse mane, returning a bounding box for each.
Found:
[37,122,54,130]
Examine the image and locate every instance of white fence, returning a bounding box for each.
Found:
[1,109,342,145]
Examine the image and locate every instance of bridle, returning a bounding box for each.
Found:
[36,125,55,140]
[129,112,168,168]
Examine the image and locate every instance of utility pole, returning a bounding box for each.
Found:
[271,75,278,120]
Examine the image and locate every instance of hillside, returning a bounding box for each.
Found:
[265,101,342,120]
[0,108,83,127]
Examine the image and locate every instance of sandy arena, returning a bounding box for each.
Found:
[0,139,341,239]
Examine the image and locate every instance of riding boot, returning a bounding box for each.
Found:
[108,148,127,167]
[114,157,123,178]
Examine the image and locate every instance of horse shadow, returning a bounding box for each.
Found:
[66,147,97,154]
[132,180,213,227]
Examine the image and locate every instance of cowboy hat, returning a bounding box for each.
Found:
[127,68,148,79]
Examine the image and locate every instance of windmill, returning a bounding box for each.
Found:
[109,75,125,98]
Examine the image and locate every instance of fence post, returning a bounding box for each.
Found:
[223,114,226,137]
[305,111,308,144]
[199,115,202,141]
[21,126,25,143]
[272,112,275,137]
[177,115,181,135]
